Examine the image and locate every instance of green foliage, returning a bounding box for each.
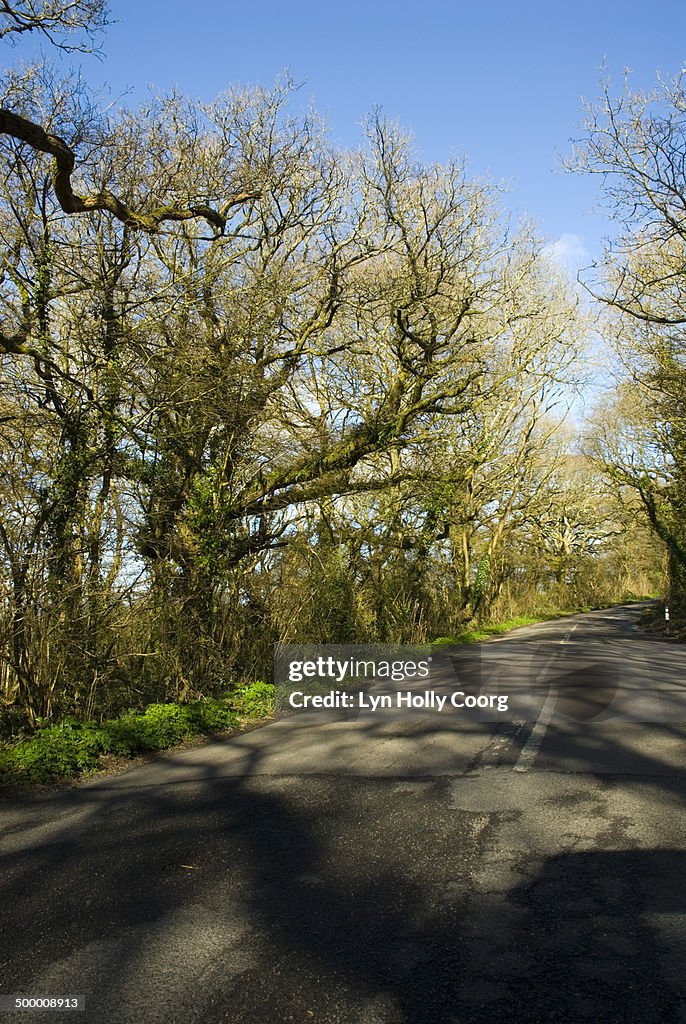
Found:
[228,681,274,718]
[0,691,276,785]
[1,719,107,782]
[102,705,190,754]
[433,612,572,645]
[471,552,491,611]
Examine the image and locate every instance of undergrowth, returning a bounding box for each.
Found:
[0,682,274,786]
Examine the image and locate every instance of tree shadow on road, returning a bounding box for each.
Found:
[2,760,685,1023]
[1,638,686,1024]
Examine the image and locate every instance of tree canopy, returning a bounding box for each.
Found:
[0,21,671,730]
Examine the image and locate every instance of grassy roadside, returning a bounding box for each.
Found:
[0,682,274,788]
[432,597,661,646]
[431,610,578,645]
[639,601,686,639]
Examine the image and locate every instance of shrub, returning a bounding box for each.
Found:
[1,719,105,783]
[228,681,274,718]
[0,694,249,785]
[184,698,239,732]
[136,702,194,746]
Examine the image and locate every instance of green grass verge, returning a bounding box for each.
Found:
[431,598,660,645]
[0,682,274,786]
[432,611,577,645]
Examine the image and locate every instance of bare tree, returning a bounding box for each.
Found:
[571,69,686,600]
[0,0,108,52]
[570,71,686,326]
[0,2,261,237]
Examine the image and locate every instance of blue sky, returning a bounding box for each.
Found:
[7,1,686,273]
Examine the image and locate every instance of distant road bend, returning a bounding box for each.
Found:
[0,603,685,1023]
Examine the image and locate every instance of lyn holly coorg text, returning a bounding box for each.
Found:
[287,690,509,712]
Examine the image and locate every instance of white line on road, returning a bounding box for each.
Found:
[513,625,577,773]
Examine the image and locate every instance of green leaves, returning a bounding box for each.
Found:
[0,684,274,784]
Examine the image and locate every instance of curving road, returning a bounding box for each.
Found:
[1,604,685,1022]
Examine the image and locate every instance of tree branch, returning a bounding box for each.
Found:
[0,107,261,235]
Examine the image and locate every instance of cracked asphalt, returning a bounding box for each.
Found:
[0,603,685,1023]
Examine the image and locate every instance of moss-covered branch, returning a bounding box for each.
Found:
[0,107,260,235]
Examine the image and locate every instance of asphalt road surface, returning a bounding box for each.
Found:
[1,603,685,1023]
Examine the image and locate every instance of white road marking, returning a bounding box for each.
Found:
[513,625,577,773]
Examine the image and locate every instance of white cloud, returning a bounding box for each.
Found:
[542,233,591,277]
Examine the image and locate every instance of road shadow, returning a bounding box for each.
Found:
[1,766,685,1022]
[500,848,686,1023]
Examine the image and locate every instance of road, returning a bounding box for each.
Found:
[0,603,685,1023]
